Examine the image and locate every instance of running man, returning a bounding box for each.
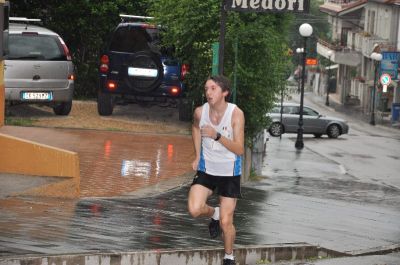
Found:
[188,75,245,265]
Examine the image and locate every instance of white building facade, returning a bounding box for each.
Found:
[316,0,400,118]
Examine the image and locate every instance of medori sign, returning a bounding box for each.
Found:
[226,0,310,13]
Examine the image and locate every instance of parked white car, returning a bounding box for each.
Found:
[5,18,74,115]
[267,103,349,138]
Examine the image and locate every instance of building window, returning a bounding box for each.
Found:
[341,28,350,46]
[368,10,375,35]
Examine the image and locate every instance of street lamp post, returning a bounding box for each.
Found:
[296,48,304,93]
[325,50,333,106]
[295,23,313,150]
[370,52,382,125]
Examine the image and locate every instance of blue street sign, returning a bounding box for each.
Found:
[380,52,400,80]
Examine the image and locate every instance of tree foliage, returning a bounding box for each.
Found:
[149,0,292,142]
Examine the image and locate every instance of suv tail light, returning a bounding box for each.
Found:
[181,64,189,81]
[100,55,109,73]
[169,86,181,96]
[58,37,72,61]
[106,80,118,91]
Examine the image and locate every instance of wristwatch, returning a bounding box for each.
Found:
[214,132,221,141]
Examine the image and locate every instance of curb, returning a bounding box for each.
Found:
[346,243,400,257]
[0,243,347,265]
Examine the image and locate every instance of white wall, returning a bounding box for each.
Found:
[397,8,400,51]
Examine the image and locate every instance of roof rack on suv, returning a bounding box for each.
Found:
[119,14,154,22]
[9,17,42,29]
[9,17,41,22]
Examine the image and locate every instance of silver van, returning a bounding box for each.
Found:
[5,18,74,115]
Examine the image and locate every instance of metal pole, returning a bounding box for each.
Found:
[280,82,284,140]
[232,35,238,104]
[218,0,226,75]
[295,37,307,150]
[370,61,378,125]
[297,55,301,93]
[325,55,331,106]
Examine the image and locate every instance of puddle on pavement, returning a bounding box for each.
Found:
[77,132,193,197]
[0,186,271,255]
[0,126,194,198]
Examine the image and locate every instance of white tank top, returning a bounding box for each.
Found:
[198,103,242,176]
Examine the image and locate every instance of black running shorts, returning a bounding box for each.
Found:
[191,171,242,198]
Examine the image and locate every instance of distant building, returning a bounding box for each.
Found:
[317,0,400,115]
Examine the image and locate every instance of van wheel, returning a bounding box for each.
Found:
[97,91,114,116]
[53,101,72,115]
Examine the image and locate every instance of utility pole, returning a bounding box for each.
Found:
[218,0,226,75]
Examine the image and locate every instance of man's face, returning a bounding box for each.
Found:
[204,79,228,105]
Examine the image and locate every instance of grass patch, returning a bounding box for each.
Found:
[5,117,37,126]
[249,174,266,181]
[248,168,266,181]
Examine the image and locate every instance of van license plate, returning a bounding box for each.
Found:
[22,92,53,100]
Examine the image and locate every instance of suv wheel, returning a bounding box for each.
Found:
[98,91,114,116]
[53,101,72,116]
[125,51,164,93]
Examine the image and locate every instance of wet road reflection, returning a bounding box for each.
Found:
[0,186,267,255]
[1,127,400,258]
[0,127,194,197]
[3,183,399,257]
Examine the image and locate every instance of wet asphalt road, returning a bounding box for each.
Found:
[1,134,400,259]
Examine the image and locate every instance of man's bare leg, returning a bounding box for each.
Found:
[219,196,237,255]
[188,184,214,218]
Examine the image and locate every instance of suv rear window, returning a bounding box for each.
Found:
[109,25,159,53]
[8,34,66,60]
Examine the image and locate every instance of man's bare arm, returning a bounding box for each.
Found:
[191,106,202,170]
[218,107,245,155]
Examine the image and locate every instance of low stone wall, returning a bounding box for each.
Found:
[0,133,80,198]
[0,61,4,126]
[0,243,347,265]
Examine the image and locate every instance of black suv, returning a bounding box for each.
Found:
[98,15,189,119]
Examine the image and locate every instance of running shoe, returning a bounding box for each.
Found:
[222,258,236,265]
[208,218,220,238]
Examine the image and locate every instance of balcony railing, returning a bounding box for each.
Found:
[317,38,362,66]
[350,31,394,56]
[318,38,351,52]
[323,0,365,8]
